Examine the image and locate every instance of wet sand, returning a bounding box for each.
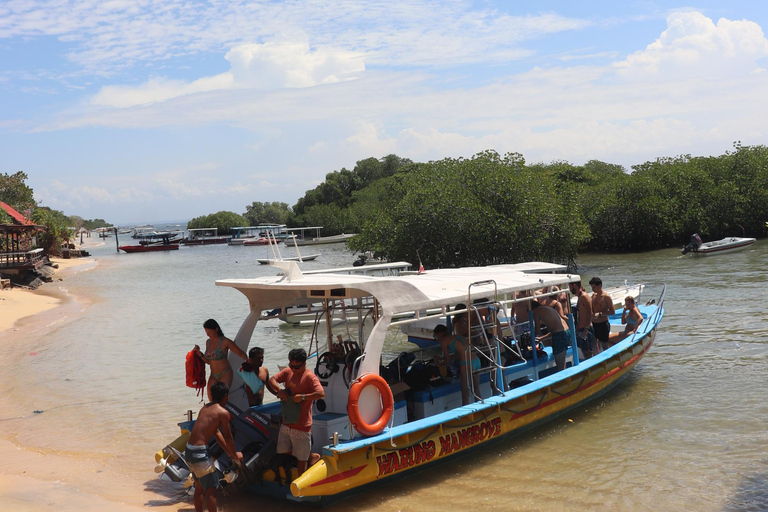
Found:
[0,256,184,511]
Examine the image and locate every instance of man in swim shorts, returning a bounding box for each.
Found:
[269,348,325,476]
[589,277,615,352]
[531,301,572,371]
[569,280,598,358]
[186,382,243,512]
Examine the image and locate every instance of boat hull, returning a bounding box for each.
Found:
[687,237,755,256]
[118,244,179,253]
[288,324,658,501]
[182,237,229,245]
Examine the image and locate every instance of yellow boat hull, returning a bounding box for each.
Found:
[292,331,656,498]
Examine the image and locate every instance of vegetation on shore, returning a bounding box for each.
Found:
[5,143,768,265]
[299,144,768,267]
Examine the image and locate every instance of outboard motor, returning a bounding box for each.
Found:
[682,233,702,254]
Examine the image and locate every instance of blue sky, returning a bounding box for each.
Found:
[2,1,768,225]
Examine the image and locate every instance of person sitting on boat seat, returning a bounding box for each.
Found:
[608,296,643,345]
[268,348,325,476]
[531,302,571,372]
[237,347,271,407]
[186,382,243,512]
[194,319,249,401]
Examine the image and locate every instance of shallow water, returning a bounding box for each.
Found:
[1,238,767,511]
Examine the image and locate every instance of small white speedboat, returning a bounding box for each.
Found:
[681,234,756,255]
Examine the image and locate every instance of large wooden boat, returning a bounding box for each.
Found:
[154,262,665,504]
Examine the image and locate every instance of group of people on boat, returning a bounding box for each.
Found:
[570,277,644,359]
[431,277,644,406]
[188,320,325,512]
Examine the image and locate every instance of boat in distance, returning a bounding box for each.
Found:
[294,233,356,246]
[117,232,180,253]
[118,243,179,253]
[256,254,319,264]
[681,233,756,255]
[154,261,665,504]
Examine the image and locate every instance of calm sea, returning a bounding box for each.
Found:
[1,234,767,511]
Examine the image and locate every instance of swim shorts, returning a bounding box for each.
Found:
[277,423,312,461]
[551,330,571,355]
[593,321,610,344]
[185,443,220,491]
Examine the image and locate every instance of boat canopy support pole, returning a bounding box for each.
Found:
[358,311,392,377]
[567,313,580,366]
[528,310,539,381]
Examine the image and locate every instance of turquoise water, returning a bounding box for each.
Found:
[2,237,767,511]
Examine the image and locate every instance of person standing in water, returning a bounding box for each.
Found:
[185,382,243,512]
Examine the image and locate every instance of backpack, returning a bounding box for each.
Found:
[386,351,416,382]
[186,349,206,398]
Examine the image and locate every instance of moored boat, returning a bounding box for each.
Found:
[294,233,356,246]
[155,262,665,504]
[183,228,229,245]
[681,233,756,255]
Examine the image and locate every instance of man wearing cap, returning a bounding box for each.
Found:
[589,277,615,352]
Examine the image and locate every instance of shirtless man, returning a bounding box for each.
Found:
[589,277,615,352]
[569,280,597,358]
[531,302,571,371]
[185,382,243,512]
[237,347,270,407]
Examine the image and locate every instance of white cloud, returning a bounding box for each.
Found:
[90,40,366,108]
[614,11,768,80]
[1,1,588,75]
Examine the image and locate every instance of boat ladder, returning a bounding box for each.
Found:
[464,281,526,403]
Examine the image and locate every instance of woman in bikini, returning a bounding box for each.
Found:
[608,296,643,345]
[194,319,249,400]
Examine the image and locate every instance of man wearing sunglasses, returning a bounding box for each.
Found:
[269,348,325,476]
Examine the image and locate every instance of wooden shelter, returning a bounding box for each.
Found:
[0,202,46,273]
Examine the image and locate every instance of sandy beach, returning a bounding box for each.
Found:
[0,256,183,512]
[0,258,96,333]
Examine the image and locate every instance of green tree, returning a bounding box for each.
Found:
[243,202,292,225]
[0,171,36,212]
[187,211,247,234]
[350,151,589,267]
[32,207,73,256]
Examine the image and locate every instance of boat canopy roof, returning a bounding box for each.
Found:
[216,262,576,315]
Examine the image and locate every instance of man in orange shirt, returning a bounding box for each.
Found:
[268,348,325,476]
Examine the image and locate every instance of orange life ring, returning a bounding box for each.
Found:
[347,373,394,436]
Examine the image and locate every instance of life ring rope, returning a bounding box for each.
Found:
[347,373,394,437]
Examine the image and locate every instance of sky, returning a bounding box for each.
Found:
[2,1,768,226]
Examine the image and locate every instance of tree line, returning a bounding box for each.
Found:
[178,144,768,267]
[6,143,768,263]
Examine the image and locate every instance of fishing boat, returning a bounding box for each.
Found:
[229,226,288,245]
[256,254,319,264]
[154,262,665,504]
[243,237,282,246]
[681,233,756,255]
[119,244,179,253]
[183,228,229,245]
[294,233,357,246]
